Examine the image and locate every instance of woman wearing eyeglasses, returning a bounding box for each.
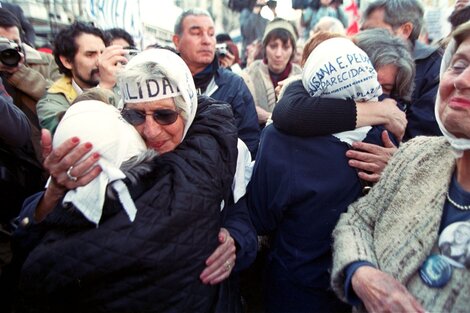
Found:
[330,22,470,313]
[12,49,244,312]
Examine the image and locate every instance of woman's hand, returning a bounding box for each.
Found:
[346,131,397,183]
[35,129,101,221]
[378,99,407,142]
[200,228,236,285]
[256,106,271,125]
[352,266,425,313]
[275,78,287,99]
[356,99,407,142]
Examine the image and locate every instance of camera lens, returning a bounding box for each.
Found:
[0,48,21,67]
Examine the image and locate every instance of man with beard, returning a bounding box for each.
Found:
[173,9,260,158]
[37,22,127,135]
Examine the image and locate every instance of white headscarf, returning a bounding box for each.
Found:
[435,39,470,155]
[119,48,198,141]
[302,37,382,145]
[53,101,147,225]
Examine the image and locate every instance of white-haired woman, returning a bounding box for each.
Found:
[331,21,470,312]
[13,49,243,312]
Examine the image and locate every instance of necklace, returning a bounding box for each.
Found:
[446,192,470,211]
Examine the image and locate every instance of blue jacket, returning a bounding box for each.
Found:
[247,124,396,311]
[209,67,260,159]
[405,41,443,141]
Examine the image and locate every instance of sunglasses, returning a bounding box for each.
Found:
[121,108,180,126]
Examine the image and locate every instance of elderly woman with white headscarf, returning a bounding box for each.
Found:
[331,22,470,313]
[246,37,398,313]
[13,49,240,312]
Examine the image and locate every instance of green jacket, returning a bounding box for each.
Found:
[37,76,77,135]
[37,76,120,135]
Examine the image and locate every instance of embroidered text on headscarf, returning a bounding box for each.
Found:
[302,37,382,145]
[122,76,182,103]
[303,37,381,101]
[119,49,198,141]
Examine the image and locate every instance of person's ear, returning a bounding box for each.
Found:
[172,34,180,51]
[398,22,414,40]
[59,55,73,70]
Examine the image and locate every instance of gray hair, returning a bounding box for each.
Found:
[354,28,415,102]
[363,0,424,45]
[117,61,188,122]
[313,16,346,35]
[174,8,213,36]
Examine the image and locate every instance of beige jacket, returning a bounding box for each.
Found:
[331,136,470,313]
[242,60,301,113]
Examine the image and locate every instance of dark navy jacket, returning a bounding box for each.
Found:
[247,124,396,311]
[405,41,443,141]
[15,97,239,313]
[209,67,260,159]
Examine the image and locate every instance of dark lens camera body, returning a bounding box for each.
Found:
[123,48,140,62]
[0,37,21,67]
[216,43,228,57]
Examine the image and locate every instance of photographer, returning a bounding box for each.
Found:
[216,34,242,74]
[0,9,60,167]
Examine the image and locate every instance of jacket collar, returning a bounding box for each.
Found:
[48,76,78,103]
[413,41,440,61]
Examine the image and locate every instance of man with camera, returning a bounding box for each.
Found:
[173,8,260,159]
[36,21,128,135]
[0,9,60,166]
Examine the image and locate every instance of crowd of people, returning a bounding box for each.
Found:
[0,0,469,312]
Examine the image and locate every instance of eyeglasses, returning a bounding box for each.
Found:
[121,108,180,126]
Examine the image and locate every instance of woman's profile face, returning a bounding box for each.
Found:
[377,64,398,96]
[439,37,470,139]
[266,37,293,75]
[127,97,184,154]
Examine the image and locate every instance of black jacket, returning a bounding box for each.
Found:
[15,96,238,313]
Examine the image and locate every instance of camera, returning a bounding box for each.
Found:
[215,43,228,57]
[0,37,21,67]
[123,48,140,61]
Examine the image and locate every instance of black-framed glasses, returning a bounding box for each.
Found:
[121,108,179,126]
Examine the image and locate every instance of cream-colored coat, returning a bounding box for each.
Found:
[242,60,301,113]
[332,136,470,313]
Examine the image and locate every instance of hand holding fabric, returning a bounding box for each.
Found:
[37,128,101,221]
[352,266,425,313]
[200,227,237,285]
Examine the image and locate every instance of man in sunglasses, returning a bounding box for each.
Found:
[173,8,260,159]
